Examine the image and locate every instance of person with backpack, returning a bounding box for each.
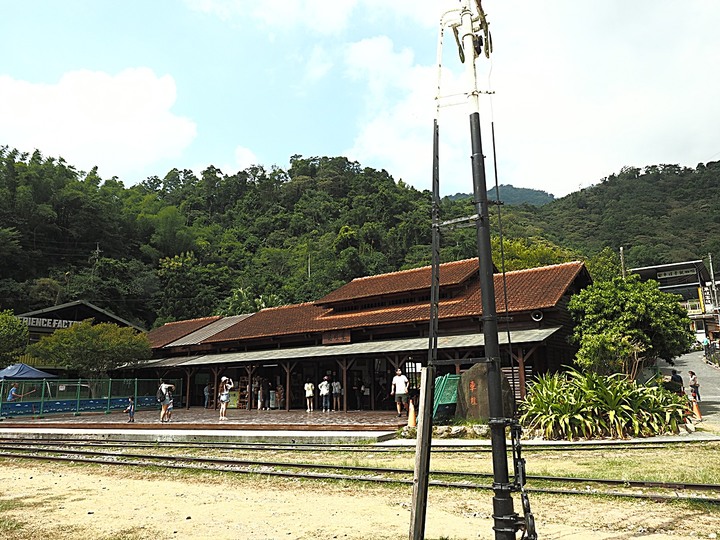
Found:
[157,381,175,423]
[123,396,135,423]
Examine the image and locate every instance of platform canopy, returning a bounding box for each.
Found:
[0,363,58,379]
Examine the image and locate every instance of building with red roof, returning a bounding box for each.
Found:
[140,259,591,411]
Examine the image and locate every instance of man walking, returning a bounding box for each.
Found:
[391,368,409,417]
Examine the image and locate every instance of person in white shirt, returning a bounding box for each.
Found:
[318,376,331,412]
[391,368,409,417]
[304,379,315,412]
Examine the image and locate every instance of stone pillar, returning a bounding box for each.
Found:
[455,363,514,420]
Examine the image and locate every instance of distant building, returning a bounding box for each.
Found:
[630,260,719,342]
[16,300,143,369]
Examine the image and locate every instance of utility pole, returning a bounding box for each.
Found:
[457,3,519,537]
[411,2,535,539]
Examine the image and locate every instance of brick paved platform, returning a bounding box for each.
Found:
[0,406,409,431]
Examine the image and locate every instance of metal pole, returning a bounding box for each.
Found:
[709,253,719,330]
[459,2,517,538]
[105,378,112,414]
[410,118,441,539]
[39,378,46,416]
[75,378,82,415]
[409,9,458,534]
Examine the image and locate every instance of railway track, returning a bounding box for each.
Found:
[0,436,713,453]
[2,441,719,505]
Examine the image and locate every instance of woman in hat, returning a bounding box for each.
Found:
[218,376,233,420]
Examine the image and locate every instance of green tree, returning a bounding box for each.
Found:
[216,287,282,316]
[585,246,622,283]
[568,275,694,376]
[0,309,29,365]
[27,319,151,378]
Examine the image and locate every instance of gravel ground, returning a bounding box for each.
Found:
[1,460,719,540]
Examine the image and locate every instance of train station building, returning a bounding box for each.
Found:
[138,259,592,412]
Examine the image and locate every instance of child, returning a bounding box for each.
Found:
[124,396,135,423]
[166,397,174,422]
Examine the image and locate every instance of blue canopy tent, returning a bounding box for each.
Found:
[0,363,58,379]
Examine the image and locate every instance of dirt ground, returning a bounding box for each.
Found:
[1,460,719,540]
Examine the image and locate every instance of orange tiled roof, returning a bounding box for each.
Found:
[147,316,221,348]
[197,261,587,345]
[203,303,326,344]
[315,258,479,305]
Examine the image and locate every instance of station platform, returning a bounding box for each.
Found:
[0,406,406,444]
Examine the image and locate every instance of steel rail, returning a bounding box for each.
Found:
[2,449,719,505]
[0,436,712,453]
[2,444,719,499]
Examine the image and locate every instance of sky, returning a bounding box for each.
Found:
[1,0,719,198]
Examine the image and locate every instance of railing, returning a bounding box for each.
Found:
[681,300,704,315]
[0,378,182,417]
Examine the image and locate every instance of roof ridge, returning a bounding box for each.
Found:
[162,315,221,327]
[348,258,475,282]
[503,260,583,275]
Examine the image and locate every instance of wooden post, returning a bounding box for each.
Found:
[410,366,435,539]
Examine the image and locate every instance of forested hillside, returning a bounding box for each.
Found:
[1,145,718,328]
[446,185,555,206]
[534,163,720,268]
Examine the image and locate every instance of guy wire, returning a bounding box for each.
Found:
[489,118,519,417]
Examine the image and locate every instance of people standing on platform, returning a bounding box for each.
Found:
[688,370,701,402]
[353,378,363,410]
[391,368,409,417]
[276,384,285,410]
[304,379,315,412]
[203,383,210,409]
[319,375,331,412]
[166,394,174,422]
[124,396,135,423]
[218,376,233,420]
[158,381,175,423]
[331,377,342,412]
[261,378,271,410]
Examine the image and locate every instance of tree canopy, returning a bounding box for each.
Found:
[0,309,28,365]
[27,320,151,378]
[568,275,695,376]
[1,145,718,328]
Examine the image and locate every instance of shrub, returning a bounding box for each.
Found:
[519,370,687,440]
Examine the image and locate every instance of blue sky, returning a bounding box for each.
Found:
[2,0,719,198]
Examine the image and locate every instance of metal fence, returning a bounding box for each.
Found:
[0,378,183,417]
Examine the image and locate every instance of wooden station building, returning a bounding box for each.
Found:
[139,259,592,411]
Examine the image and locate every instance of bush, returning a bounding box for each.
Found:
[519,370,688,440]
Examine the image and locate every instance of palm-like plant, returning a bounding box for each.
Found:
[519,370,687,440]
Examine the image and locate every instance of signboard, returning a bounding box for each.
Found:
[19,317,79,329]
[322,330,351,345]
[657,269,696,279]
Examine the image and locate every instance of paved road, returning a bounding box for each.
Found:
[662,350,719,423]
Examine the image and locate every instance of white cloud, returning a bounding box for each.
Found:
[184,0,359,35]
[234,145,258,170]
[343,33,480,195]
[0,68,196,182]
[303,45,333,85]
[344,1,720,197]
